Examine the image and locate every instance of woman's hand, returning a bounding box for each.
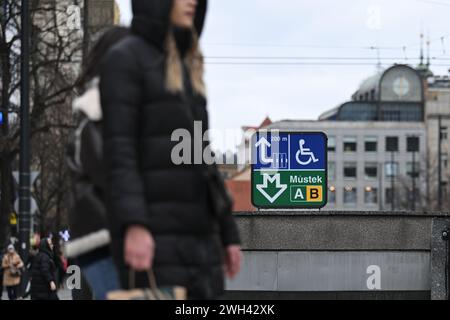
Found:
[50,281,57,291]
[223,245,242,279]
[125,225,155,271]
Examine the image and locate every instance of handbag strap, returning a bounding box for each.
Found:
[128,269,167,300]
[129,269,156,289]
[128,268,165,292]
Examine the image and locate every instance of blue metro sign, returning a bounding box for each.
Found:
[251,131,328,208]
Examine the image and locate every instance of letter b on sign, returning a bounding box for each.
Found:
[306,186,322,202]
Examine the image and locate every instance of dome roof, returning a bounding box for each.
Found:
[352,71,383,100]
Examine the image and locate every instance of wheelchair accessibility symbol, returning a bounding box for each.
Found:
[295,139,319,166]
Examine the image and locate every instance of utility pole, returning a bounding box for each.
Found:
[1,0,13,249]
[391,151,395,211]
[412,148,416,211]
[386,137,397,211]
[19,0,31,293]
[1,1,8,138]
[378,162,383,211]
[438,115,443,211]
[408,136,419,212]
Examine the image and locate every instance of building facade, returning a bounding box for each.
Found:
[266,121,426,211]
[232,64,432,212]
[86,0,120,39]
[425,75,450,209]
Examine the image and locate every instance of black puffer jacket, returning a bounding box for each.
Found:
[100,0,240,299]
[30,239,57,300]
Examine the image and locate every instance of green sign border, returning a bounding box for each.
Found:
[251,131,328,209]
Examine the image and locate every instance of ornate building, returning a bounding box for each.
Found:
[86,0,119,38]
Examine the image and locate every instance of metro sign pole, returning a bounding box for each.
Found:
[19,0,31,293]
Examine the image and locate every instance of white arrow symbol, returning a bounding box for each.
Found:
[255,137,273,164]
[256,173,287,203]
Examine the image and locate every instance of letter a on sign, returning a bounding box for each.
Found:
[294,188,304,200]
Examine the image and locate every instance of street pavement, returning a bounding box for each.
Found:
[1,287,73,300]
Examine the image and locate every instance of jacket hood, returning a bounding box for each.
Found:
[131,0,207,49]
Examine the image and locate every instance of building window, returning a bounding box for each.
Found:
[328,162,336,181]
[386,136,399,152]
[385,188,393,204]
[383,110,401,121]
[364,187,378,205]
[407,136,420,152]
[385,162,398,177]
[370,89,376,101]
[365,136,377,152]
[365,162,378,180]
[344,136,357,153]
[406,162,420,177]
[344,162,357,180]
[328,136,336,152]
[328,186,336,204]
[344,187,357,205]
[441,127,448,140]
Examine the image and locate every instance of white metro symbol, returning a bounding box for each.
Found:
[295,139,319,165]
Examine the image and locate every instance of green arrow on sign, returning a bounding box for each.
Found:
[256,173,288,203]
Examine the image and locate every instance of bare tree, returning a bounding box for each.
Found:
[0,0,83,246]
[394,152,450,212]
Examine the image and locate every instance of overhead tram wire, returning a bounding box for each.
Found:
[203,42,445,54]
[204,55,450,66]
[206,62,398,66]
[203,42,403,50]
[204,33,450,58]
[205,60,450,67]
[414,0,450,7]
[203,34,450,65]
[205,56,450,61]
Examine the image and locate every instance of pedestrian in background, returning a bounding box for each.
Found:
[0,249,5,300]
[1,244,24,300]
[100,0,242,299]
[52,237,66,289]
[65,26,130,300]
[30,238,59,300]
[21,244,39,299]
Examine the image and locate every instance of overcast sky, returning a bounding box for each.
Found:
[117,0,450,151]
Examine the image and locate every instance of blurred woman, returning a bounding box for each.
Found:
[1,244,24,300]
[65,26,130,300]
[100,0,241,299]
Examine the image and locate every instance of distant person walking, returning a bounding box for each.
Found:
[1,244,24,300]
[100,0,242,299]
[30,238,59,300]
[0,249,4,300]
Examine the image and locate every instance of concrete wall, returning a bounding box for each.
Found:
[225,211,450,300]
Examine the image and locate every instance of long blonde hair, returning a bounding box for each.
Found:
[165,30,206,97]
